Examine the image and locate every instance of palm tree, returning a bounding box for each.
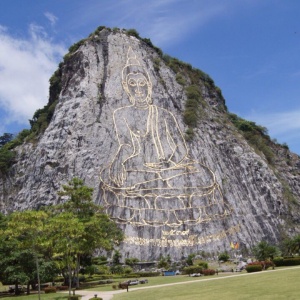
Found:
[252,241,280,261]
[291,235,300,255]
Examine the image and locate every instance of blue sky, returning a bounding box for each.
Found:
[0,0,300,154]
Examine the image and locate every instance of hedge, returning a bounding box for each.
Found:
[182,266,203,275]
[56,286,69,291]
[273,257,300,266]
[202,269,216,276]
[123,273,141,278]
[136,272,160,277]
[246,265,262,273]
[44,287,57,293]
[247,261,273,270]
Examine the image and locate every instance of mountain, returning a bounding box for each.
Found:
[0,27,299,260]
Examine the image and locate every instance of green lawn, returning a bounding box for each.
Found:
[0,293,78,300]
[113,267,300,300]
[2,267,299,300]
[83,274,232,291]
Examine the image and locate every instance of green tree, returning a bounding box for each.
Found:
[125,257,139,267]
[157,256,170,270]
[292,235,300,255]
[0,212,57,296]
[0,214,26,295]
[0,146,16,173]
[48,211,84,297]
[112,250,122,265]
[57,177,96,219]
[186,253,196,266]
[281,237,295,256]
[5,210,49,299]
[53,178,123,288]
[252,241,281,261]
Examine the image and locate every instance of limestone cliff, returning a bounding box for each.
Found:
[0,27,299,260]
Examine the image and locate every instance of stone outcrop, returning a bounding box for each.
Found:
[0,28,299,260]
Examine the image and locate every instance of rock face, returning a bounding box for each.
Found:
[0,28,300,260]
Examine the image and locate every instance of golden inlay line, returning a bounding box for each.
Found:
[99,47,232,230]
[124,225,241,247]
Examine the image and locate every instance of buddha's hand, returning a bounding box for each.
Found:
[183,160,198,172]
[110,162,127,187]
[144,159,177,170]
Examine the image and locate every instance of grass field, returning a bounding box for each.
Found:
[0,294,77,300]
[113,266,300,300]
[1,267,299,299]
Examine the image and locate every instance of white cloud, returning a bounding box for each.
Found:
[44,12,58,27]
[0,24,66,130]
[75,0,253,48]
[120,0,226,46]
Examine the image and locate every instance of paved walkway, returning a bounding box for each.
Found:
[68,289,126,300]
[70,266,300,300]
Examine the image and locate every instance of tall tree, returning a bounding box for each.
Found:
[47,211,84,297]
[290,235,300,255]
[57,177,96,219]
[53,178,124,288]
[5,210,49,299]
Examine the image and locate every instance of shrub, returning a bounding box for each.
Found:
[185,128,195,141]
[176,74,186,85]
[56,286,69,291]
[202,269,215,276]
[183,266,203,275]
[0,146,16,173]
[85,276,106,282]
[97,275,113,279]
[246,264,263,273]
[196,260,208,269]
[68,39,86,53]
[185,85,201,99]
[273,257,300,266]
[218,252,230,262]
[228,113,275,164]
[124,273,140,278]
[68,297,81,300]
[137,272,160,277]
[124,266,133,274]
[125,257,139,266]
[89,298,102,300]
[126,29,140,38]
[44,287,57,293]
[247,261,273,270]
[183,109,198,127]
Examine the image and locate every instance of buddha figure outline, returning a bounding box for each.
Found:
[100,47,231,227]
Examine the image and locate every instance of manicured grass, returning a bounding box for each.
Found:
[113,267,300,300]
[0,293,78,300]
[83,274,224,291]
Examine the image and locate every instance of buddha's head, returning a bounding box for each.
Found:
[122,48,152,107]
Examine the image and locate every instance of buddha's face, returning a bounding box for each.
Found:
[124,72,152,107]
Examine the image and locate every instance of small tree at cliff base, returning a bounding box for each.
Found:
[252,241,281,261]
[51,177,124,290]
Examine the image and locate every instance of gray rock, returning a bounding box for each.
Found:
[0,28,299,260]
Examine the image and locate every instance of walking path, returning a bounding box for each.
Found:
[73,266,300,300]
